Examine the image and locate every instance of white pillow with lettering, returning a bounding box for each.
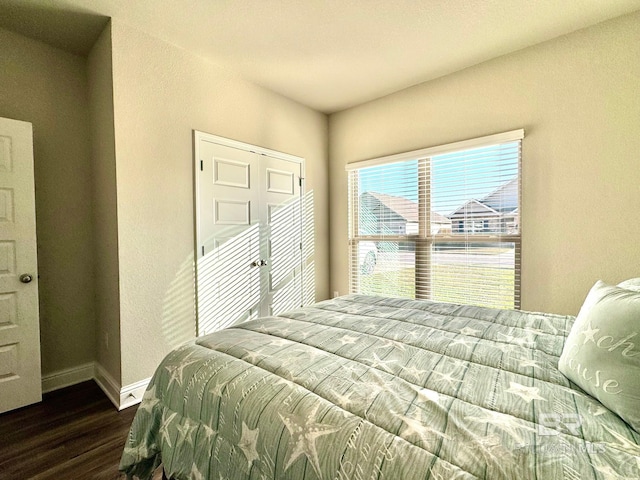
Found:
[558,280,640,432]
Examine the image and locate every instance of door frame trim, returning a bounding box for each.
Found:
[194,132,305,165]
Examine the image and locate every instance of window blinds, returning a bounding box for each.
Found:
[347,130,522,309]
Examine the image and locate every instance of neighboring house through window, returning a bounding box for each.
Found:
[450,178,519,234]
[347,130,523,309]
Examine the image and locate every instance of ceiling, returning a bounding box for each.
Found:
[1,0,639,113]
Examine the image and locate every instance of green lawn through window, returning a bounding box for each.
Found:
[359,264,515,309]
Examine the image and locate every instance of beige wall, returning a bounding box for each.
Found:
[109,21,329,385]
[0,27,96,375]
[87,23,121,382]
[329,11,640,316]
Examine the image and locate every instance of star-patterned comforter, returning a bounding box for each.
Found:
[120,295,640,479]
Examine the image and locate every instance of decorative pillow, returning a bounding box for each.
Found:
[618,277,640,292]
[558,280,640,432]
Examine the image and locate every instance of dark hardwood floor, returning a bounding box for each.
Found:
[0,380,162,480]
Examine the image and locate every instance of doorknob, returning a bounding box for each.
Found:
[20,273,33,284]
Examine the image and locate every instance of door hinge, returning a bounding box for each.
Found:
[200,160,204,171]
[299,242,302,250]
[202,245,205,256]
[299,177,304,187]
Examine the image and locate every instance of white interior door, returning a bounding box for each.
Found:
[196,139,261,334]
[194,132,305,335]
[262,156,302,317]
[0,117,41,414]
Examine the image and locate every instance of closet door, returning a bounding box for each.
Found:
[261,156,302,317]
[196,140,261,334]
[195,132,305,335]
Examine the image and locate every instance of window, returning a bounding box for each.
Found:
[347,130,523,309]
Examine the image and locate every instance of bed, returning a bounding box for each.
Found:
[120,292,640,479]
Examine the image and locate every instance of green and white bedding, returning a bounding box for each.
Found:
[120,295,640,479]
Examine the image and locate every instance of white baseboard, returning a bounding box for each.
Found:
[42,363,95,393]
[119,377,151,410]
[94,362,121,409]
[43,361,150,411]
